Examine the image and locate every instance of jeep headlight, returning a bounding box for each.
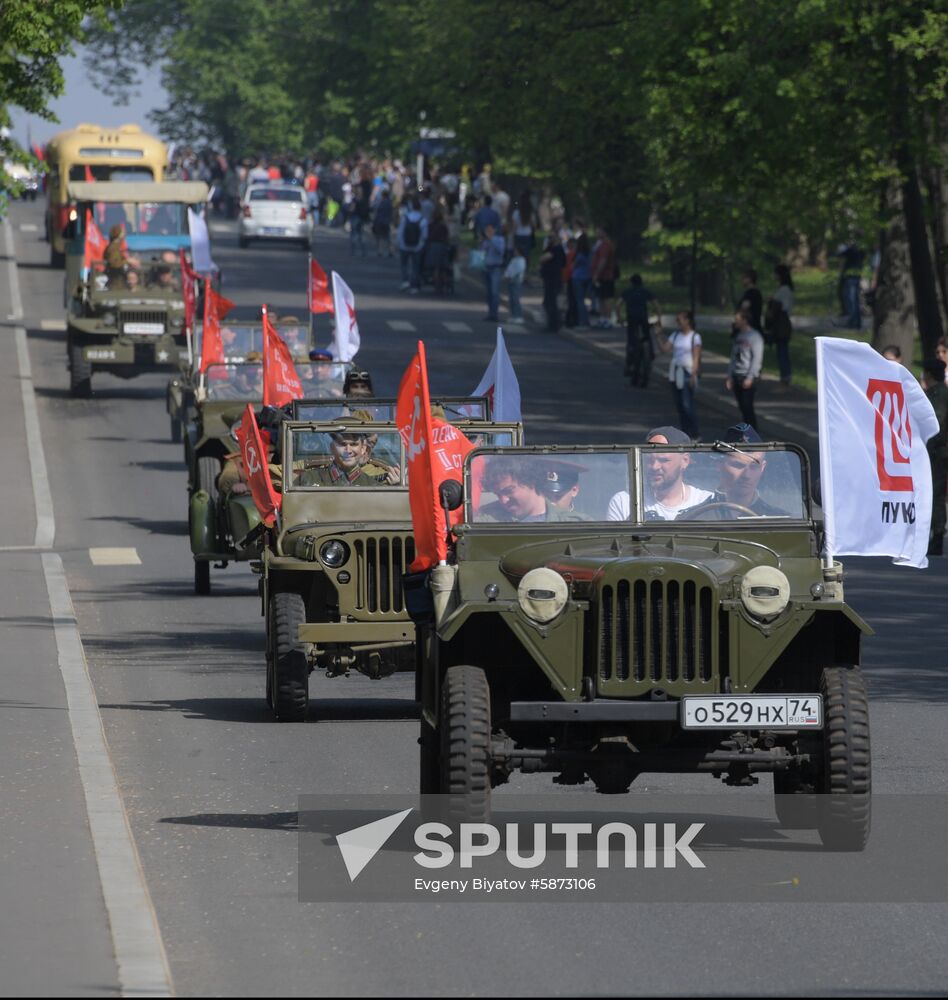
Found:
[740,566,790,621]
[319,539,349,568]
[102,312,116,326]
[517,568,568,624]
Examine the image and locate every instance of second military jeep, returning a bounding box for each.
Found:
[262,415,522,722]
[416,441,873,849]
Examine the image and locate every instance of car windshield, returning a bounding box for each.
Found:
[293,362,350,399]
[250,188,304,202]
[90,254,184,293]
[466,446,808,524]
[195,322,312,363]
[287,427,404,488]
[204,363,265,401]
[469,451,631,523]
[87,201,187,236]
[296,402,396,421]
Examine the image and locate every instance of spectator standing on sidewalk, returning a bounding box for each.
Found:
[493,185,511,229]
[833,243,864,330]
[397,196,427,294]
[922,359,948,556]
[738,269,763,332]
[426,210,451,296]
[350,189,369,256]
[617,273,659,387]
[505,246,527,323]
[591,226,618,328]
[511,192,535,260]
[372,189,393,256]
[481,222,506,321]
[473,195,501,237]
[563,237,578,327]
[764,264,794,385]
[726,307,764,429]
[571,233,593,329]
[539,235,566,332]
[657,310,702,439]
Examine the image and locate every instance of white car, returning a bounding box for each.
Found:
[238,183,312,249]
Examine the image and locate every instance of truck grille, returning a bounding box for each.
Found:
[598,577,715,692]
[354,535,416,614]
[120,309,166,327]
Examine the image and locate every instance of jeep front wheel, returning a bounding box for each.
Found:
[816,666,871,850]
[69,344,92,397]
[269,591,309,722]
[439,665,491,821]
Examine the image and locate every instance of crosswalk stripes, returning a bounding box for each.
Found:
[442,321,472,333]
[386,320,417,332]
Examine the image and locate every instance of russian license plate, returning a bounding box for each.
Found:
[262,226,286,235]
[680,695,823,729]
[124,322,164,335]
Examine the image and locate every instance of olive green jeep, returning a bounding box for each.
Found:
[262,416,522,722]
[415,441,873,849]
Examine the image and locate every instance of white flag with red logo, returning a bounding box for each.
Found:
[816,337,939,568]
[472,328,522,423]
[329,271,360,362]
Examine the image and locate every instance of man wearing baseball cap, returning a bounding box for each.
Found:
[607,426,711,520]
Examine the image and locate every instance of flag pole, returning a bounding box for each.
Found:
[307,252,314,347]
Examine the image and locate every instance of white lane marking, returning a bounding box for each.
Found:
[42,553,173,997]
[41,318,67,331]
[386,319,416,332]
[443,321,472,333]
[5,216,173,996]
[15,325,55,549]
[3,217,23,319]
[89,547,142,566]
[19,223,39,232]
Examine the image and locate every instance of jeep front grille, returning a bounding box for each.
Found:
[120,310,166,329]
[598,577,715,692]
[354,535,416,615]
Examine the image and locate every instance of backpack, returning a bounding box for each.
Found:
[404,217,421,248]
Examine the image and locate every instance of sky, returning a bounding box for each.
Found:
[9,49,167,148]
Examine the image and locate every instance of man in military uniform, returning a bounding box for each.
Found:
[540,460,583,512]
[297,428,398,486]
[923,360,948,555]
[103,224,140,288]
[478,456,587,522]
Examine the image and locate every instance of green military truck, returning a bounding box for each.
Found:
[63,181,210,396]
[263,415,522,722]
[415,441,873,849]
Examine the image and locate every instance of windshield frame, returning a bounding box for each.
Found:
[462,442,813,528]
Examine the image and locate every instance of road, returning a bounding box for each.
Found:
[3,199,948,996]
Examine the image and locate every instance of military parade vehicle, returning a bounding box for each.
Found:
[167,315,312,443]
[62,180,210,396]
[263,413,522,722]
[187,358,352,594]
[414,440,872,849]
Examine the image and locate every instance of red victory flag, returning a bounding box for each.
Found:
[262,304,304,407]
[308,256,334,314]
[234,404,282,526]
[199,279,236,372]
[396,341,474,572]
[83,210,107,271]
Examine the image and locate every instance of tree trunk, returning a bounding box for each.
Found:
[900,147,945,360]
[872,180,916,361]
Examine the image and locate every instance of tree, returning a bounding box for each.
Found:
[0,0,122,197]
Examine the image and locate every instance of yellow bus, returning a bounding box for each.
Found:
[44,123,168,266]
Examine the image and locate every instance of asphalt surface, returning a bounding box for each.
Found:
[4,199,948,997]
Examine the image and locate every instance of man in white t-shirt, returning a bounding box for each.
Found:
[607,426,711,520]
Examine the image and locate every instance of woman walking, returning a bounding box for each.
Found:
[571,233,592,328]
[765,264,794,385]
[658,311,702,439]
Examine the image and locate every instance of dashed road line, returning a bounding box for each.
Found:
[40,318,67,331]
[387,319,417,332]
[19,222,39,232]
[89,547,142,566]
[443,321,472,334]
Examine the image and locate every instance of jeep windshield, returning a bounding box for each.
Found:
[194,321,314,363]
[293,397,489,422]
[87,201,187,236]
[466,445,808,524]
[286,424,404,488]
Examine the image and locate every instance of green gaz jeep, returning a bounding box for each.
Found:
[63,181,210,397]
[416,442,873,849]
[262,415,522,722]
[186,360,352,594]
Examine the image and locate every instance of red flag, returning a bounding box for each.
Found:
[308,256,334,314]
[85,164,94,182]
[262,304,304,407]
[84,210,107,271]
[234,404,282,526]
[396,341,474,572]
[199,282,237,372]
